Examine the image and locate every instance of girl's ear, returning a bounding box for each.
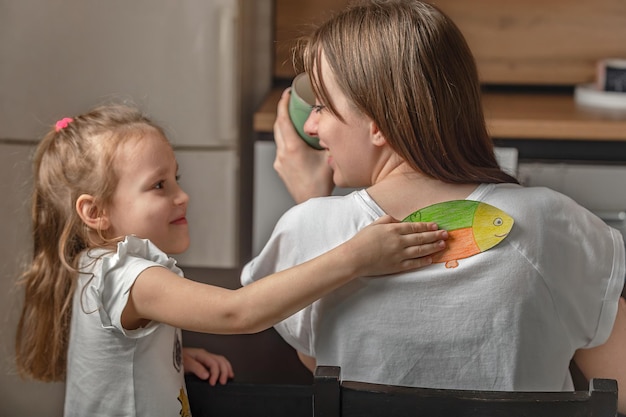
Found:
[76,194,110,231]
[369,121,387,147]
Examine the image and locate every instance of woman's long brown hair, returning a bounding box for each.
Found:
[302,0,518,185]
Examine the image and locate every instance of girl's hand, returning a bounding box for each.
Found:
[182,347,234,386]
[346,215,448,277]
[273,88,334,204]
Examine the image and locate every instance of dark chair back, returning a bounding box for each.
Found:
[313,366,618,417]
[186,375,312,417]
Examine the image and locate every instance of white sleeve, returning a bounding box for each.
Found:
[531,191,625,348]
[92,236,182,338]
[240,195,371,356]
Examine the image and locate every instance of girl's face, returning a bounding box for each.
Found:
[105,131,190,254]
[303,53,382,188]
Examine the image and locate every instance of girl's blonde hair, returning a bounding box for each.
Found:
[15,104,166,381]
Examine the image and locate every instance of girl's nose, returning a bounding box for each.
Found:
[175,186,190,206]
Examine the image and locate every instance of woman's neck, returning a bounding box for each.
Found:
[367,164,479,220]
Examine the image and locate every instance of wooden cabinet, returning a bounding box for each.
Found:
[254,89,626,143]
[266,0,626,144]
[274,0,626,86]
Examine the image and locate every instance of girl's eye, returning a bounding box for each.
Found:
[175,174,181,182]
[311,104,326,114]
[154,181,165,190]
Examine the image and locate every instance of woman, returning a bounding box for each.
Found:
[241,0,626,411]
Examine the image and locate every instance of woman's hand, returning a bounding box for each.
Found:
[182,347,234,386]
[345,215,448,277]
[273,88,334,204]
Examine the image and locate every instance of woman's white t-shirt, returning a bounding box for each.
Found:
[242,183,625,391]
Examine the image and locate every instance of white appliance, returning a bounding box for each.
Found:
[0,0,271,268]
[0,2,271,415]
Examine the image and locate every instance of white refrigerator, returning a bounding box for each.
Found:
[0,1,271,415]
[0,0,272,268]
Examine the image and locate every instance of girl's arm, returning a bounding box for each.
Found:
[574,297,626,414]
[123,215,447,334]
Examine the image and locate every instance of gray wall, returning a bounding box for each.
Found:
[0,142,65,416]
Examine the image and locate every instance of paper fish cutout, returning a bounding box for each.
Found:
[403,200,514,268]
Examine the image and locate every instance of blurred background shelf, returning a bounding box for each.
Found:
[254,88,626,142]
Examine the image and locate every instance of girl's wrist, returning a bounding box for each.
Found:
[331,238,362,280]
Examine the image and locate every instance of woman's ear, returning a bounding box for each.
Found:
[369,121,387,147]
[76,194,110,231]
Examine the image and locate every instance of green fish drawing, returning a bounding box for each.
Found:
[403,200,514,268]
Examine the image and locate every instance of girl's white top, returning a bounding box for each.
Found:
[65,236,191,417]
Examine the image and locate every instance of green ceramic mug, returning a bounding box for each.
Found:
[288,73,322,150]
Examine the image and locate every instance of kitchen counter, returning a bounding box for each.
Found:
[254,88,626,142]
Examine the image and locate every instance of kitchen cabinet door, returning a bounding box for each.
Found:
[0,0,240,147]
[175,149,239,268]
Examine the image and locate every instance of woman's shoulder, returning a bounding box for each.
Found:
[481,183,587,218]
[482,183,620,256]
[280,189,380,224]
[263,190,381,260]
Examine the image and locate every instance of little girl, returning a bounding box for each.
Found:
[14,104,447,417]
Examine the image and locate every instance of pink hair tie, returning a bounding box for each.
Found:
[55,117,74,132]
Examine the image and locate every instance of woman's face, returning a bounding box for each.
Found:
[303,53,381,188]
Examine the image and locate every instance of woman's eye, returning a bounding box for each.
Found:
[311,104,326,114]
